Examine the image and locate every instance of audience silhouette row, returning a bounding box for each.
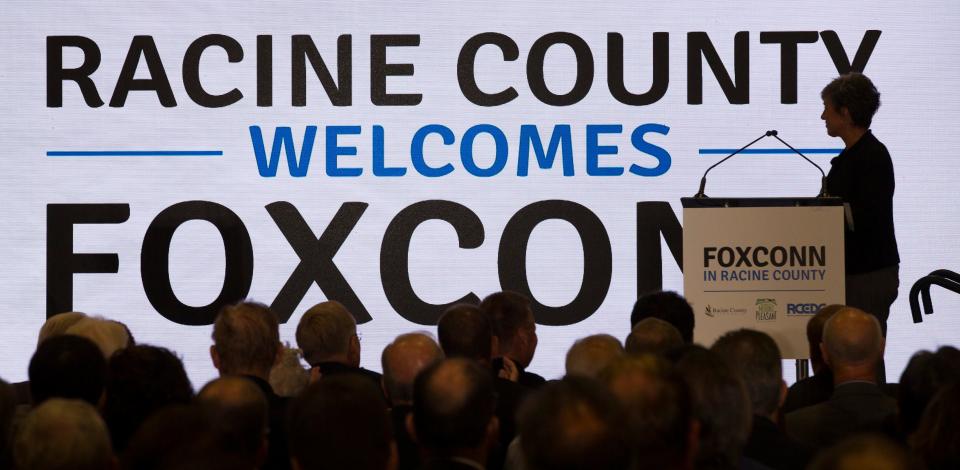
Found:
[1,291,957,470]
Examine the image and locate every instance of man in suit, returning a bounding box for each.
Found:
[518,377,631,470]
[712,329,812,470]
[480,292,545,388]
[296,300,382,387]
[13,399,115,470]
[409,358,498,470]
[196,376,271,469]
[437,303,527,459]
[381,332,445,470]
[211,301,289,470]
[786,307,896,450]
[288,375,396,470]
[783,305,844,414]
[599,355,698,470]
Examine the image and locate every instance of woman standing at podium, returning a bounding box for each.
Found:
[821,73,900,338]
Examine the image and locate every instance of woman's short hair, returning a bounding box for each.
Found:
[821,73,881,128]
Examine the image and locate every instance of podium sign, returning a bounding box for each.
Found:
[682,198,845,358]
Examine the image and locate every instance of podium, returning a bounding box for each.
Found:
[681,197,845,361]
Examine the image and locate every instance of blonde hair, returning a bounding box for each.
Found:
[65,317,130,358]
[37,312,87,346]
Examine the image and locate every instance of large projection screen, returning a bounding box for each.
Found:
[2,0,958,386]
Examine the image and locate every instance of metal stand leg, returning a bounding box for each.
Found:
[796,359,809,380]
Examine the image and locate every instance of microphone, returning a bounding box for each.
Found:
[768,131,831,197]
[694,131,773,198]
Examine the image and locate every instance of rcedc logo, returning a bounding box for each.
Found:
[786,303,825,315]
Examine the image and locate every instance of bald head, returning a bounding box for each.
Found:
[14,399,114,470]
[196,377,269,462]
[598,355,694,470]
[822,307,884,371]
[382,332,444,405]
[296,301,357,366]
[198,376,268,409]
[625,318,684,356]
[565,334,624,379]
[412,358,496,451]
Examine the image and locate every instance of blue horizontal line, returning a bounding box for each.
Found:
[47,150,223,157]
[699,148,841,155]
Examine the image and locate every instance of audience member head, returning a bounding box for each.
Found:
[565,334,624,379]
[599,355,695,470]
[711,329,784,419]
[289,375,395,470]
[479,291,538,367]
[811,435,918,470]
[821,307,884,383]
[196,377,269,467]
[437,304,494,363]
[37,311,87,346]
[675,346,751,469]
[807,304,844,374]
[626,317,684,356]
[211,301,281,378]
[898,346,960,436]
[518,377,631,470]
[821,72,881,130]
[122,404,246,470]
[296,300,359,368]
[28,334,106,406]
[630,291,695,343]
[910,382,960,470]
[410,358,497,461]
[381,332,444,406]
[13,398,114,470]
[103,344,193,452]
[65,316,131,359]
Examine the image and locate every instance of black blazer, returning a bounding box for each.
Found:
[785,381,896,450]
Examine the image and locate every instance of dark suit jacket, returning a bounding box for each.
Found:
[243,375,290,470]
[314,361,382,383]
[493,377,528,446]
[314,361,386,402]
[391,404,421,470]
[743,416,812,470]
[783,371,833,415]
[785,381,896,450]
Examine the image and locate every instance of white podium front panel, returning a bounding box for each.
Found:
[684,205,844,358]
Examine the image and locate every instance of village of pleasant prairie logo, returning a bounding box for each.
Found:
[755,298,777,321]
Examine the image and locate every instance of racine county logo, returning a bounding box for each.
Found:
[755,298,777,321]
[705,305,748,318]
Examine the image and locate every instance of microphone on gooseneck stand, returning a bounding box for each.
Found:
[767,130,831,198]
[693,131,776,198]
